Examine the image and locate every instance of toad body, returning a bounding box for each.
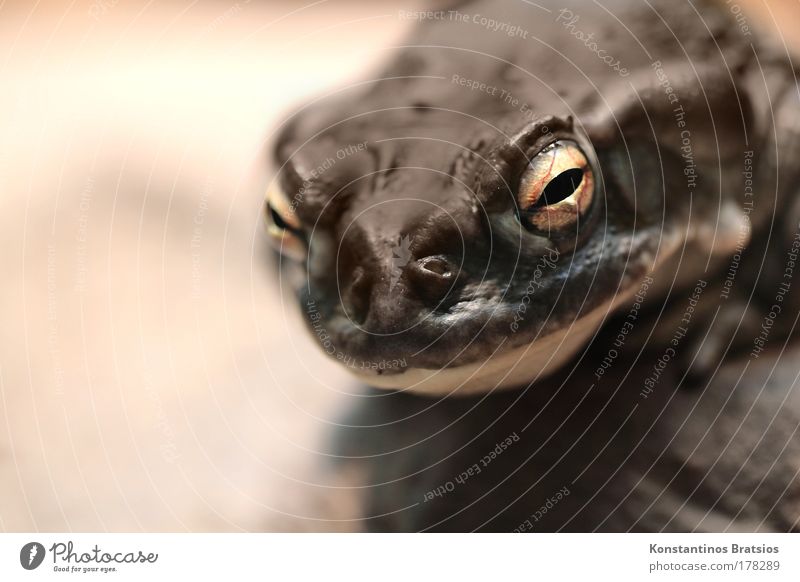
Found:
[266,0,800,531]
[268,0,800,396]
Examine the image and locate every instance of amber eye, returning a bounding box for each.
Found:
[265,186,306,261]
[517,140,594,233]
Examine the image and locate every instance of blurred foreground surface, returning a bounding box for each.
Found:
[0,0,420,532]
[0,0,797,531]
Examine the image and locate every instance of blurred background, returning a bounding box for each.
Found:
[0,0,798,532]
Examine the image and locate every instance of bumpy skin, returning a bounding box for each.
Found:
[333,357,800,532]
[271,0,800,530]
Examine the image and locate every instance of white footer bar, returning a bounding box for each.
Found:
[1,533,797,580]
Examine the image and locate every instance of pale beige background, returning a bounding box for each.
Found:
[0,0,797,532]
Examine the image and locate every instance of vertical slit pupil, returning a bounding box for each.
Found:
[537,168,584,207]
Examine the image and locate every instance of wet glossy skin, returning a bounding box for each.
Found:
[268,0,799,395]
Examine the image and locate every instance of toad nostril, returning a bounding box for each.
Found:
[408,255,461,305]
[409,255,460,303]
[417,256,455,279]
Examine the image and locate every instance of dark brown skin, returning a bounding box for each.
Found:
[267,0,800,530]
